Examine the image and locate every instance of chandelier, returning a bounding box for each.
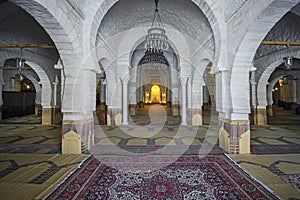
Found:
[283,56,293,69]
[16,47,26,81]
[138,0,169,69]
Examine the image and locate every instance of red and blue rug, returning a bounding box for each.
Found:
[46,154,279,200]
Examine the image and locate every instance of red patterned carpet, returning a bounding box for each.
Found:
[46,154,279,200]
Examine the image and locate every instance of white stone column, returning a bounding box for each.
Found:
[121,76,130,125]
[187,78,192,109]
[292,79,297,103]
[52,75,59,108]
[51,76,60,124]
[221,70,231,119]
[0,69,3,107]
[139,85,144,105]
[250,71,257,124]
[250,71,257,107]
[215,72,222,113]
[296,78,300,105]
[180,77,188,125]
[203,85,209,104]
[54,59,64,103]
[296,78,300,114]
[0,69,4,120]
[0,85,4,109]
[280,85,284,101]
[100,78,106,104]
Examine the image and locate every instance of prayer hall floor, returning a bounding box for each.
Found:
[0,106,299,199]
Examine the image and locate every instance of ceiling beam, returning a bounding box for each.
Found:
[261,41,300,46]
[0,66,32,70]
[0,44,55,48]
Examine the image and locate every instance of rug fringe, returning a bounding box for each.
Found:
[224,153,282,200]
[42,155,92,200]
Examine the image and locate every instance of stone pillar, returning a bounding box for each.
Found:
[107,107,122,126]
[267,105,273,117]
[35,104,42,116]
[219,115,250,154]
[99,78,107,125]
[54,59,64,104]
[267,81,275,117]
[129,81,137,116]
[139,85,144,107]
[129,104,137,116]
[267,84,273,117]
[121,76,129,125]
[52,76,61,124]
[296,78,300,114]
[0,86,3,121]
[257,107,267,125]
[53,77,59,107]
[281,83,286,102]
[180,77,188,125]
[189,82,203,125]
[62,113,94,154]
[250,71,257,124]
[292,79,297,111]
[0,69,4,120]
[106,77,122,125]
[171,86,179,116]
[39,80,53,125]
[41,85,56,125]
[42,107,53,125]
[172,104,179,116]
[203,85,209,110]
[188,108,202,126]
[100,78,106,108]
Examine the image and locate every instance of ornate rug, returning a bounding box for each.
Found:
[278,174,300,191]
[46,154,279,200]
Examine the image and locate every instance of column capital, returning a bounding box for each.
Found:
[250,70,256,83]
[219,69,230,73]
[120,74,130,83]
[257,105,267,109]
[249,67,257,72]
[53,75,60,85]
[54,59,64,70]
[179,76,189,85]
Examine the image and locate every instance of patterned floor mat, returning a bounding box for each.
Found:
[46,154,279,200]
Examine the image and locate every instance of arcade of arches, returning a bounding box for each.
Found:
[0,0,300,154]
[0,0,300,198]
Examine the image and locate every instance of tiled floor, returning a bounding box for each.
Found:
[0,105,299,199]
[229,154,300,199]
[0,154,88,200]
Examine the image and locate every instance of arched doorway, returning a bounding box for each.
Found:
[268,75,300,125]
[144,84,167,104]
[129,40,180,125]
[150,84,160,103]
[1,59,38,121]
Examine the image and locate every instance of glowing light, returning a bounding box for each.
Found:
[151,85,160,93]
[279,79,283,87]
[150,85,161,103]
